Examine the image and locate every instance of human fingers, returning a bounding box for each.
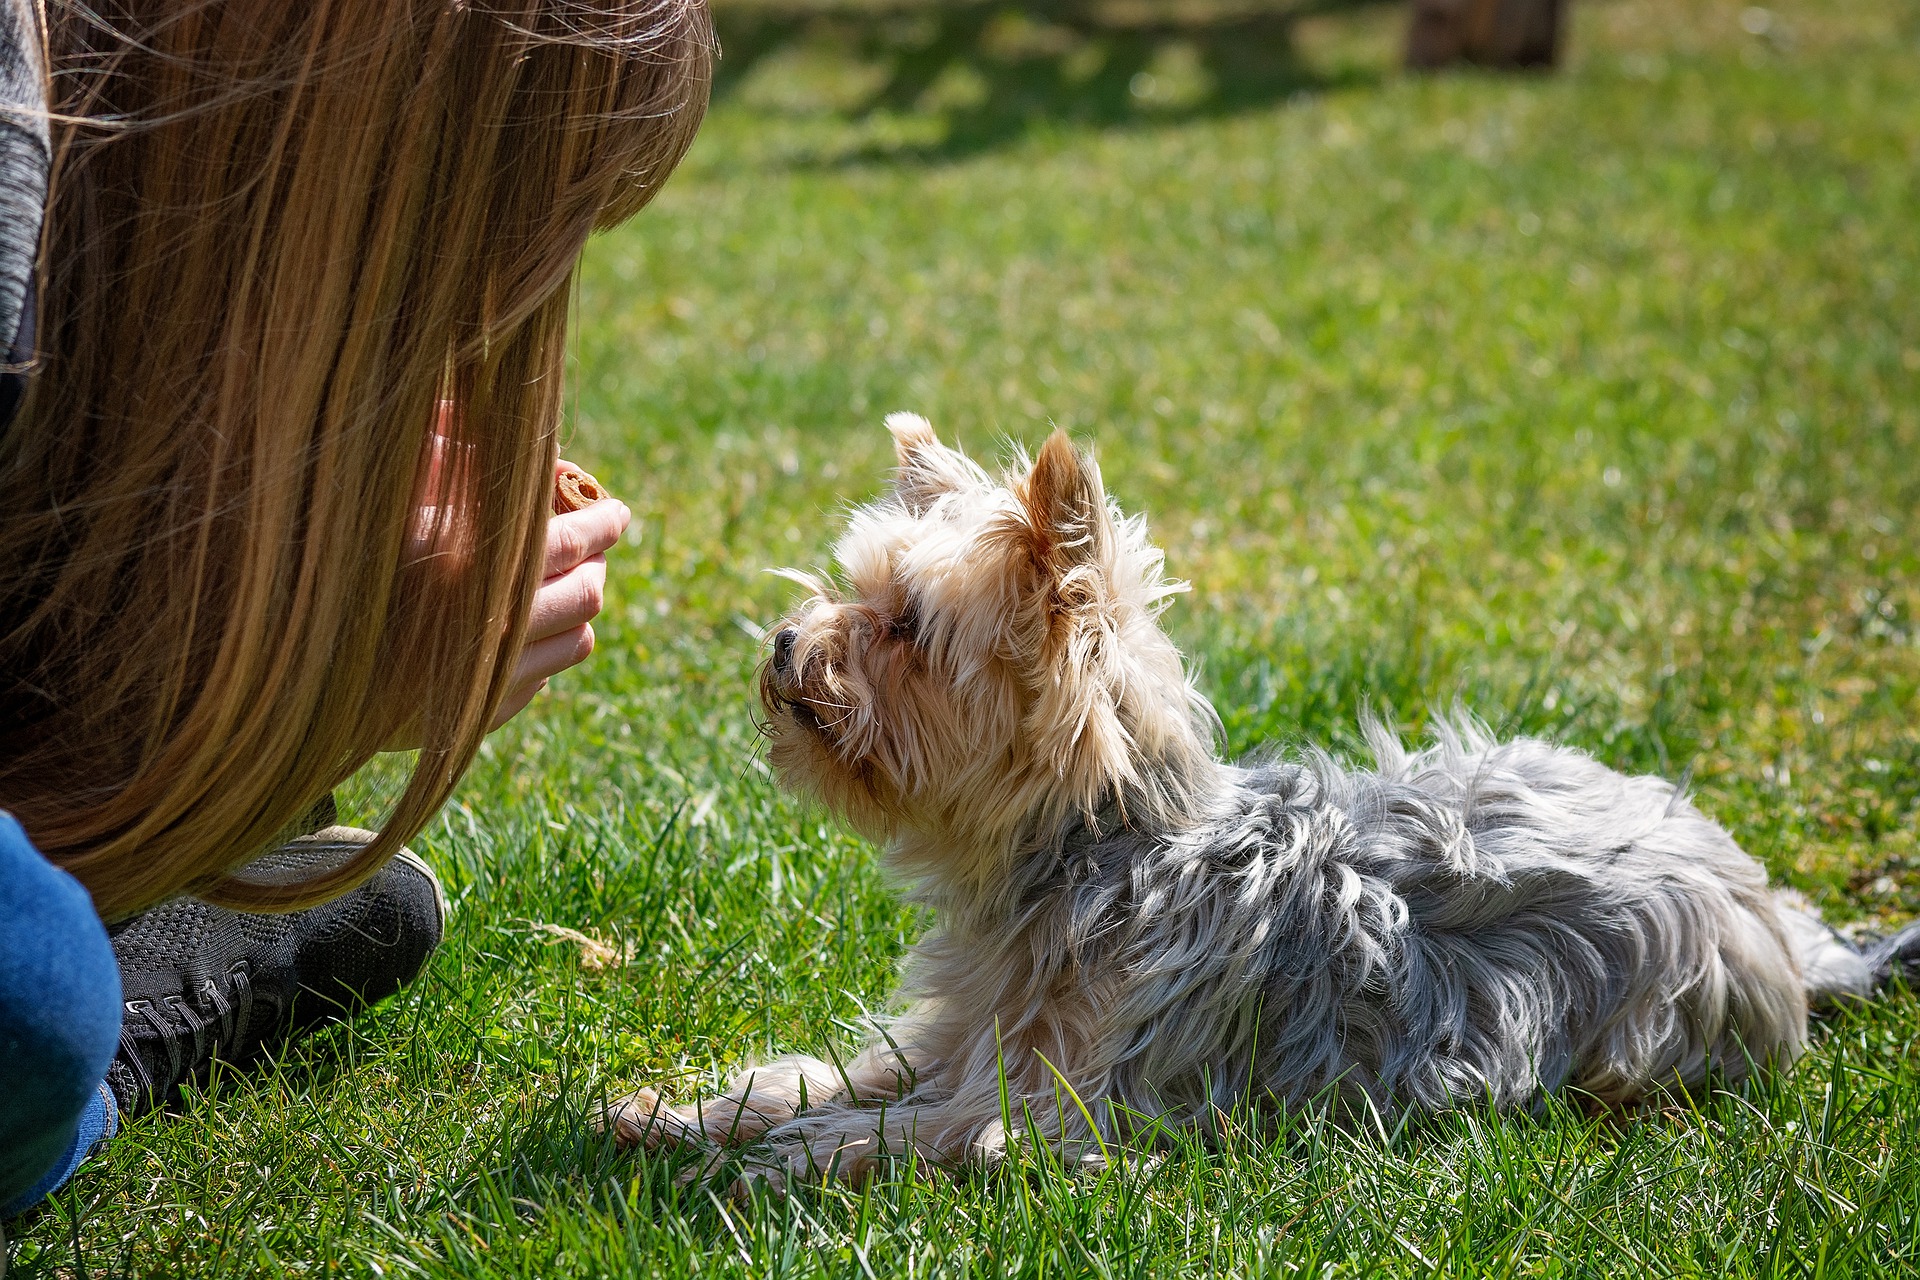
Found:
[487,681,544,733]
[544,498,630,578]
[488,623,596,730]
[526,554,607,644]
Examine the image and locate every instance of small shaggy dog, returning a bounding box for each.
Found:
[609,416,1920,1188]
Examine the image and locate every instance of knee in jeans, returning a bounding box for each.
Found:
[0,828,124,1133]
[0,961,120,1201]
[3,989,117,1121]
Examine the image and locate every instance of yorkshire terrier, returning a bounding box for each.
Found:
[608,415,1920,1188]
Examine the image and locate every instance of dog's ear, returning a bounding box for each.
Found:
[1016,431,1137,807]
[887,412,986,513]
[1019,430,1114,577]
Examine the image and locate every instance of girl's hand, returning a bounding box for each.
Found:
[489,461,631,730]
[388,454,629,751]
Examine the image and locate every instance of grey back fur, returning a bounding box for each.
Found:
[920,716,1869,1133]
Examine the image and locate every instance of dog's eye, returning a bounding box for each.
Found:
[890,599,921,640]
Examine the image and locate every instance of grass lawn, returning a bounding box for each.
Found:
[15,0,1920,1273]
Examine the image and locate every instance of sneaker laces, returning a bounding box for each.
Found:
[115,960,253,1104]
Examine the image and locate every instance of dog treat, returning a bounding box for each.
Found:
[552,468,608,514]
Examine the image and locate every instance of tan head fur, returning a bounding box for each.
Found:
[759,415,1220,889]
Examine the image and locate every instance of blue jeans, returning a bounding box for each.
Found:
[0,811,121,1216]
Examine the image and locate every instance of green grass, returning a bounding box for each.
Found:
[16,0,1920,1273]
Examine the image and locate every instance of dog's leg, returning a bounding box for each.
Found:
[742,1073,1113,1192]
[606,1040,917,1151]
[739,1100,968,1193]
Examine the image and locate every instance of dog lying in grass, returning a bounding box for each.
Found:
[608,415,1920,1189]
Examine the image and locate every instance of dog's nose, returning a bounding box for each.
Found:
[772,627,797,674]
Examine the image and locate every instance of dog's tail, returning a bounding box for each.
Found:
[1861,920,1920,992]
[1777,891,1920,1008]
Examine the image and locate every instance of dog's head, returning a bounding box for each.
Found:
[759,414,1214,870]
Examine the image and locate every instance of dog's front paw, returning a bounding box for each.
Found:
[603,1087,708,1151]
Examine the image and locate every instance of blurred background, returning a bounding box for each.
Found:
[701,0,1562,162]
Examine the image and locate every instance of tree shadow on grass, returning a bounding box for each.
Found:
[714,0,1400,165]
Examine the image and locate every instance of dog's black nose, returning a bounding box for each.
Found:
[772,627,797,673]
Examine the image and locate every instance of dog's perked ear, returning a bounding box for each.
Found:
[886,412,989,514]
[1019,430,1116,576]
[1014,431,1140,812]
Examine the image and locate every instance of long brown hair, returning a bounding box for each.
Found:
[0,0,712,919]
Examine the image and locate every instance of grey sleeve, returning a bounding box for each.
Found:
[0,0,46,360]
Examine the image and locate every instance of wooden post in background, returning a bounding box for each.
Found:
[1406,0,1565,70]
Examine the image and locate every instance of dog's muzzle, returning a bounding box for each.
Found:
[763,626,821,731]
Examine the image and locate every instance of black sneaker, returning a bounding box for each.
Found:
[105,825,446,1120]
